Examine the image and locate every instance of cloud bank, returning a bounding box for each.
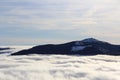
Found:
[0,46,120,80]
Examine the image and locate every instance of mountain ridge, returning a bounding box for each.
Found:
[11,38,120,56]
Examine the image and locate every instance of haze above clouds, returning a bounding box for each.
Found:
[0,0,120,45]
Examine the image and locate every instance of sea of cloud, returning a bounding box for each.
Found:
[0,46,120,80]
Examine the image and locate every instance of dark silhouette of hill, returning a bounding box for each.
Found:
[0,47,11,54]
[0,47,11,51]
[11,38,120,56]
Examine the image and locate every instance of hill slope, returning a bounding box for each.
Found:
[11,38,120,55]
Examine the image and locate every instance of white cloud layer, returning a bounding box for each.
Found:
[0,46,120,80]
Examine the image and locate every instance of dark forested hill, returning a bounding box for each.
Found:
[11,38,120,56]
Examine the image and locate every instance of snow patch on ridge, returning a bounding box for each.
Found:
[71,46,86,52]
[75,41,84,46]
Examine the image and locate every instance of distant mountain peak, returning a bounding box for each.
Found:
[74,38,105,46]
[81,38,101,43]
[11,38,120,56]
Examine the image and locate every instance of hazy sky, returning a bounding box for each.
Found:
[0,0,120,45]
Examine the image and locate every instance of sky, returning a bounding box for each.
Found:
[0,0,120,45]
